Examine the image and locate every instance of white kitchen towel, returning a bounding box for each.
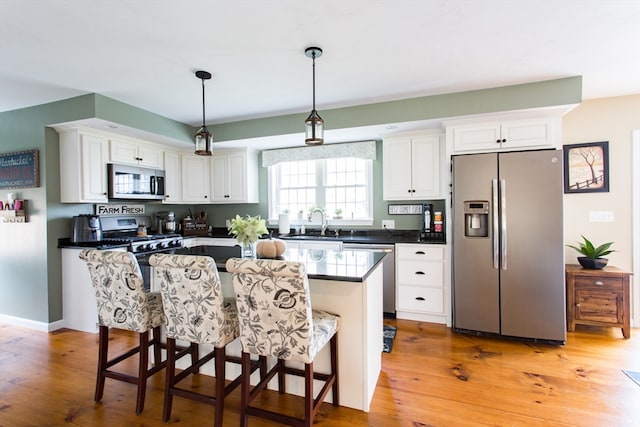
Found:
[278,213,290,235]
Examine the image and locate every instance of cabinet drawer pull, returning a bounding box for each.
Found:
[594,281,604,286]
[415,271,425,275]
[415,296,425,301]
[415,251,426,255]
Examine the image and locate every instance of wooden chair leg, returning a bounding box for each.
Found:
[240,352,251,427]
[163,337,176,423]
[152,326,162,366]
[214,346,226,427]
[259,355,267,379]
[278,359,286,393]
[331,334,339,405]
[94,325,109,403]
[135,330,150,415]
[304,362,313,427]
[191,343,200,374]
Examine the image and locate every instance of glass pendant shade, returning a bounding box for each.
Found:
[194,126,213,156]
[305,110,324,145]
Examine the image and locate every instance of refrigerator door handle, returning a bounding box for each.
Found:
[500,179,507,270]
[492,178,499,269]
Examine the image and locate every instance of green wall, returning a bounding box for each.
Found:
[0,77,582,326]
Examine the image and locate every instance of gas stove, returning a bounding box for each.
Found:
[101,215,184,255]
[128,234,184,255]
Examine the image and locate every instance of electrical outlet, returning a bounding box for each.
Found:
[225,219,231,227]
[382,220,395,229]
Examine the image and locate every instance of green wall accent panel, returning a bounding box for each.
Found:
[211,77,582,142]
[94,94,194,143]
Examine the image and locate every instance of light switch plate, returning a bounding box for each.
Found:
[382,220,395,229]
[589,211,614,223]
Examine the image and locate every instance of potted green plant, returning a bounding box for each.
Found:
[334,208,343,219]
[567,235,616,269]
[228,214,268,257]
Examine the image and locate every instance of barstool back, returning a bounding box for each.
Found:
[227,258,325,364]
[149,253,238,346]
[79,249,163,332]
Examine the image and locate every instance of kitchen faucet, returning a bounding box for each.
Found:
[308,207,328,236]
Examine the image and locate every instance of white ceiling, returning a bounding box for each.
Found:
[2,0,639,140]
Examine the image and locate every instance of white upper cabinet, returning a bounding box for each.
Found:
[383,132,442,200]
[210,149,259,203]
[446,115,560,153]
[162,150,182,204]
[109,138,163,168]
[58,128,109,203]
[181,154,211,203]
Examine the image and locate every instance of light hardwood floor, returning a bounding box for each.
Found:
[1,319,638,426]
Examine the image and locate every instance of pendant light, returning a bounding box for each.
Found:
[304,47,324,145]
[194,70,213,156]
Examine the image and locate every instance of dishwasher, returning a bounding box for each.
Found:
[343,243,396,317]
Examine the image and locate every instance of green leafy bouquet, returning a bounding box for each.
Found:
[228,215,268,245]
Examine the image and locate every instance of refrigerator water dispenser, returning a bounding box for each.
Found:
[464,201,489,237]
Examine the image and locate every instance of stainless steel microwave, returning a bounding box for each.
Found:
[107,163,166,200]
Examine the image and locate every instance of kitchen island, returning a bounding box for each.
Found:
[141,245,386,412]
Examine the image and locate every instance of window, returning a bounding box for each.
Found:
[268,157,373,223]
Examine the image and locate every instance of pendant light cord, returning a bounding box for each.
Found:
[311,50,317,111]
[201,77,206,128]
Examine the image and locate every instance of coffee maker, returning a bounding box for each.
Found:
[70,214,103,243]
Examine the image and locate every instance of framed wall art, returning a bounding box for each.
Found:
[0,149,40,189]
[563,141,609,194]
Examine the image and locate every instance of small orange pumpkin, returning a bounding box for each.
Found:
[256,238,287,259]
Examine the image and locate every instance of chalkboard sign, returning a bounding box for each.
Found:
[0,149,40,189]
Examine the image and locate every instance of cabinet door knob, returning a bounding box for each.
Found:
[576,303,581,307]
[501,138,506,143]
[415,296,425,301]
[594,280,604,286]
[496,139,501,143]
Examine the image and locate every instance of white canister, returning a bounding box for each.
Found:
[278,213,290,235]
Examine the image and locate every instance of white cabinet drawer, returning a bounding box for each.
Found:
[397,261,443,286]
[396,244,444,261]
[397,286,444,314]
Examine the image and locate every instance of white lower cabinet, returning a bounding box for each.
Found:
[395,243,447,324]
[61,246,127,333]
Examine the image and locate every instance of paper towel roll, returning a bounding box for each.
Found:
[279,213,290,235]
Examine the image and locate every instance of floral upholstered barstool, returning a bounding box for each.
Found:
[149,253,263,426]
[226,258,340,427]
[79,249,171,415]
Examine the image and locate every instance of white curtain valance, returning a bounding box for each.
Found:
[261,140,376,167]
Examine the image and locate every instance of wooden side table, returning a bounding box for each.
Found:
[565,264,632,338]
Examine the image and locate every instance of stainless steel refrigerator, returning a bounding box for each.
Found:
[452,150,566,343]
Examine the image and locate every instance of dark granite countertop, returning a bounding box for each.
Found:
[138,245,387,283]
[198,227,445,245]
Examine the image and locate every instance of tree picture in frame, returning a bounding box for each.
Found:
[563,141,609,193]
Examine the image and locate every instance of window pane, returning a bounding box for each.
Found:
[269,157,371,221]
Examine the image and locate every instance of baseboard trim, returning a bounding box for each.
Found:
[0,314,66,332]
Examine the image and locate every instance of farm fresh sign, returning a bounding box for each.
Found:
[96,204,145,215]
